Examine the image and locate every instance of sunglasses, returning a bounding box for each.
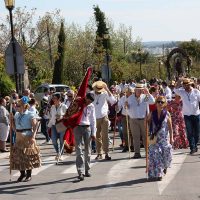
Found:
[157,101,165,104]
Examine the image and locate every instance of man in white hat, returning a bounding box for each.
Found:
[92,81,117,160]
[126,83,155,158]
[174,78,200,154]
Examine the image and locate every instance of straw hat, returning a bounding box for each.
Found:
[182,78,193,85]
[135,83,145,89]
[92,81,106,93]
[123,87,134,93]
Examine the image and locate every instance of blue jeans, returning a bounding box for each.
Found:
[51,125,65,154]
[184,115,200,151]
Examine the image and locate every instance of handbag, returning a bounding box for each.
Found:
[55,121,67,133]
[148,134,157,145]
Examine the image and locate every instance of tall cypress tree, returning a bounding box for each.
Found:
[93,5,111,51]
[52,21,65,84]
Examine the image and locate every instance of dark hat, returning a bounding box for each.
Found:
[86,92,95,102]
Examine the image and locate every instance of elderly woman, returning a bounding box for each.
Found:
[11,96,41,182]
[0,98,10,152]
[148,96,173,181]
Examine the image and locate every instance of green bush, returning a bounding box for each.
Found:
[0,74,15,96]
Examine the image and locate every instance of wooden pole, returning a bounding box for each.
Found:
[9,101,13,181]
[145,110,149,180]
[125,92,131,159]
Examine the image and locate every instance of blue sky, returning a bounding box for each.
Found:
[1,0,200,42]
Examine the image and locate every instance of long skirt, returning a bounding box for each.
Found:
[11,132,41,171]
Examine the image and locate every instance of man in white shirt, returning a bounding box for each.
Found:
[174,78,200,154]
[126,83,155,158]
[92,81,117,160]
[73,92,96,181]
[117,87,134,152]
[162,81,172,101]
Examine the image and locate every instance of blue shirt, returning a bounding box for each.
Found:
[14,110,37,136]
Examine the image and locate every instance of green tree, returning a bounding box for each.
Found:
[52,21,65,84]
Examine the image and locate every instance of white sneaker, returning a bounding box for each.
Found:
[59,155,63,161]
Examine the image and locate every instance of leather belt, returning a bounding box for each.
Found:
[78,125,90,127]
[134,118,144,120]
[16,129,32,132]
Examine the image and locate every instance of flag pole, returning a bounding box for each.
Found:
[9,100,13,181]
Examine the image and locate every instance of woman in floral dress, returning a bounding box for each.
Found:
[167,94,188,149]
[148,96,173,181]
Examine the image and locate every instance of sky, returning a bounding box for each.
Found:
[0,0,200,42]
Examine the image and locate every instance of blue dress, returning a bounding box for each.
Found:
[148,112,173,178]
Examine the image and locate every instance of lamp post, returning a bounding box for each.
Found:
[138,48,142,80]
[103,33,110,85]
[4,0,19,93]
[158,58,163,79]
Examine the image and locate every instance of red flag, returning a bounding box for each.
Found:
[63,67,93,153]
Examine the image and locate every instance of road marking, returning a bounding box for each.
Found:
[157,152,187,195]
[13,154,69,176]
[0,152,9,159]
[106,159,140,185]
[61,154,97,174]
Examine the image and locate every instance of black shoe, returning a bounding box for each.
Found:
[78,173,84,181]
[157,177,162,181]
[0,149,9,153]
[122,146,128,152]
[163,168,167,175]
[17,174,26,182]
[132,153,142,159]
[190,149,196,155]
[92,149,96,153]
[105,154,111,160]
[95,154,102,160]
[130,146,134,152]
[195,147,198,152]
[24,176,32,182]
[85,171,91,177]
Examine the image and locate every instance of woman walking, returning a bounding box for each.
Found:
[167,94,188,149]
[148,96,173,181]
[11,96,41,182]
[0,98,10,152]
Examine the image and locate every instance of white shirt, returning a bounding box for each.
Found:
[127,94,155,119]
[79,103,96,136]
[174,88,200,116]
[93,91,117,119]
[48,103,67,127]
[164,86,172,101]
[118,95,129,116]
[119,83,129,93]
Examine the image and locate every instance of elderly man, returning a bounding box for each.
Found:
[174,78,200,154]
[92,81,117,160]
[126,83,155,158]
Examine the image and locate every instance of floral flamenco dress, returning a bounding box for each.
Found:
[168,100,188,149]
[148,110,173,179]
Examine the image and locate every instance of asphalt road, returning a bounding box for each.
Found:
[0,133,200,200]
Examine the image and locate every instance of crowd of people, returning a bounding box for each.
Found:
[0,76,200,182]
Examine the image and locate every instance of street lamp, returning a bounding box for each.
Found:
[103,33,110,85]
[137,48,142,80]
[158,58,163,79]
[4,0,19,93]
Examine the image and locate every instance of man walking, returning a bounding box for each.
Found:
[126,83,155,158]
[92,81,117,160]
[174,78,200,154]
[73,92,96,181]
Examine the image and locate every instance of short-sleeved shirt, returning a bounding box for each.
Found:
[14,110,37,136]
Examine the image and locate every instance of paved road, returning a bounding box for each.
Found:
[0,133,200,200]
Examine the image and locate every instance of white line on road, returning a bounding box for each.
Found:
[61,154,97,174]
[13,154,69,176]
[157,153,187,195]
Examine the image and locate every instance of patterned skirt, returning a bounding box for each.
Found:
[11,132,41,171]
